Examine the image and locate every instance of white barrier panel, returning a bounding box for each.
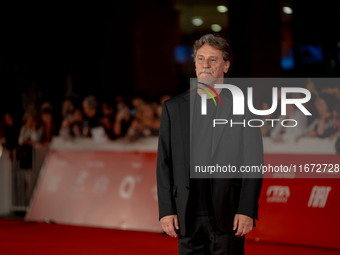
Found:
[27,148,161,232]
[27,136,340,249]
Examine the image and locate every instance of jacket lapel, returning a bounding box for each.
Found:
[179,91,193,182]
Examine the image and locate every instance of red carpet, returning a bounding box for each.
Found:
[0,219,339,255]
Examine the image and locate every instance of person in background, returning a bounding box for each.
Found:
[127,102,160,141]
[100,99,116,140]
[100,115,115,140]
[329,104,340,141]
[156,93,172,118]
[17,111,42,171]
[102,100,115,118]
[113,97,131,138]
[259,97,275,137]
[40,102,56,144]
[130,95,146,116]
[305,94,336,138]
[320,85,340,100]
[61,98,75,120]
[18,112,42,147]
[270,103,308,143]
[1,112,19,159]
[160,93,172,105]
[59,108,84,140]
[82,95,101,137]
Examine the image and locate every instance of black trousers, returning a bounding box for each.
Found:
[178,215,245,255]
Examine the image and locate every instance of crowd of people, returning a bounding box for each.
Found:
[1,82,340,161]
[261,82,340,152]
[0,92,172,162]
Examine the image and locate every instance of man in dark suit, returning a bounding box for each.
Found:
[157,34,263,255]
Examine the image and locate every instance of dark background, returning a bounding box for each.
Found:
[1,0,340,116]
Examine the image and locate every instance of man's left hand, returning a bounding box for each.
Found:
[233,214,253,237]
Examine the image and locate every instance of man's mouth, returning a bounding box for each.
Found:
[199,70,213,75]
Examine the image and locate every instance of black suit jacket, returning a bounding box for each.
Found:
[157,89,263,236]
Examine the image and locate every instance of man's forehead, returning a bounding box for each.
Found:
[197,45,223,57]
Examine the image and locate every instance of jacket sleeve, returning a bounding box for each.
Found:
[157,102,177,220]
[236,110,264,220]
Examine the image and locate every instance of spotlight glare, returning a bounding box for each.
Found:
[283,6,293,14]
[211,24,222,32]
[192,17,203,26]
[217,5,228,13]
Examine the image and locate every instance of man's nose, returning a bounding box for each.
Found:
[203,59,210,68]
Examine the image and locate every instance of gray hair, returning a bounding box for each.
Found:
[193,34,232,63]
[83,95,98,109]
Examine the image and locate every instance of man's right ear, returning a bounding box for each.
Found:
[224,60,230,74]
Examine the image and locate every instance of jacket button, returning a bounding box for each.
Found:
[186,186,190,190]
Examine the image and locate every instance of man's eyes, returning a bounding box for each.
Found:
[197,57,217,62]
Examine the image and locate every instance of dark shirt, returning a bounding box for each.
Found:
[188,91,217,216]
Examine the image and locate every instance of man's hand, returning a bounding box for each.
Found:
[160,215,179,238]
[233,214,253,237]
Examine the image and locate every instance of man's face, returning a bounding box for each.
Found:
[195,44,230,81]
[82,103,96,118]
